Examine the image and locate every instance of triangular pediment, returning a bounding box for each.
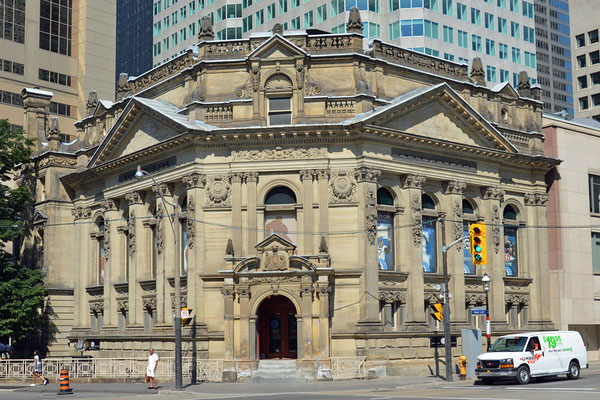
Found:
[492,81,520,99]
[248,34,307,60]
[255,233,296,252]
[358,83,517,153]
[33,210,49,225]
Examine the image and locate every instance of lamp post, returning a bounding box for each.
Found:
[482,273,491,352]
[135,166,183,391]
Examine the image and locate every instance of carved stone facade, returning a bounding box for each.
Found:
[24,27,557,378]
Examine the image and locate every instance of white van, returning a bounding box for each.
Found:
[475,331,587,384]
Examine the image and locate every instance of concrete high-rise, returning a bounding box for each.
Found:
[570,0,600,120]
[152,0,537,89]
[0,0,116,139]
[116,0,153,84]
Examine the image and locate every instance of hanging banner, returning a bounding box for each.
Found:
[265,211,297,244]
[504,227,518,276]
[377,212,394,270]
[423,222,436,273]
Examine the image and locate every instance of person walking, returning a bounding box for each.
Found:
[145,348,159,390]
[31,350,48,386]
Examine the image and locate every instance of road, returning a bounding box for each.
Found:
[1,370,599,399]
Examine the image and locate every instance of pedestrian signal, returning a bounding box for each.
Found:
[181,308,192,326]
[431,303,443,321]
[470,223,487,265]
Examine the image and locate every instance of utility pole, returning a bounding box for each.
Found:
[440,218,453,382]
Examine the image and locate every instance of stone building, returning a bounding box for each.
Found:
[24,14,558,378]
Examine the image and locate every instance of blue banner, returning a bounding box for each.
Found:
[377,212,394,270]
[504,227,518,276]
[423,220,436,273]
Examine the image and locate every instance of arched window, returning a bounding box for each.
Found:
[421,194,437,273]
[96,217,105,285]
[377,188,395,271]
[180,196,188,276]
[462,199,476,275]
[264,186,297,243]
[265,74,293,126]
[503,204,519,276]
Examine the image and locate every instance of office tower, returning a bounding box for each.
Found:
[534,0,573,116]
[152,0,537,89]
[570,0,600,120]
[0,0,116,139]
[117,0,153,83]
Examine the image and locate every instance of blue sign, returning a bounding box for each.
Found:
[471,307,487,315]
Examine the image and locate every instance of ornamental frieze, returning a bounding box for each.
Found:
[443,180,466,194]
[186,194,195,249]
[403,174,426,189]
[329,170,357,203]
[72,206,91,220]
[379,290,406,303]
[89,300,104,314]
[128,209,135,256]
[491,205,501,254]
[182,173,206,189]
[129,50,194,94]
[231,146,327,161]
[481,186,505,201]
[37,154,77,169]
[355,167,381,183]
[524,192,549,207]
[205,175,231,207]
[410,193,422,247]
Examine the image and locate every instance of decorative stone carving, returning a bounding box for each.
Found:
[492,204,501,254]
[232,146,327,161]
[225,238,234,256]
[182,172,206,188]
[186,194,195,249]
[525,119,540,133]
[142,296,157,311]
[37,154,77,169]
[299,169,314,182]
[315,170,329,181]
[525,192,549,206]
[326,100,355,116]
[319,236,328,253]
[272,23,283,36]
[231,172,243,183]
[129,51,194,94]
[198,15,215,41]
[251,64,260,92]
[365,214,377,246]
[411,193,422,247]
[89,300,104,314]
[403,174,426,189]
[265,74,292,91]
[346,7,363,33]
[443,180,466,194]
[379,290,406,303]
[295,60,305,90]
[316,285,332,298]
[72,206,92,220]
[329,170,357,203]
[300,285,313,298]
[517,71,531,98]
[465,293,486,305]
[189,79,206,102]
[470,57,485,86]
[155,204,165,255]
[116,298,128,312]
[263,246,289,271]
[506,293,529,306]
[204,104,233,122]
[101,198,118,212]
[354,63,370,95]
[205,175,231,207]
[452,200,462,249]
[125,191,143,205]
[244,172,259,183]
[481,186,505,201]
[355,167,381,183]
[366,190,376,209]
[152,182,175,198]
[128,209,135,256]
[221,287,235,297]
[86,90,98,116]
[103,220,111,258]
[305,71,323,96]
[116,73,130,101]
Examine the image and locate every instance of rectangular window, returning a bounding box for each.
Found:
[484,12,494,30]
[39,0,72,54]
[189,1,196,14]
[498,17,507,34]
[377,212,394,271]
[590,175,600,213]
[510,21,520,38]
[389,0,399,11]
[255,9,264,25]
[443,53,454,61]
[470,8,481,26]
[423,217,437,273]
[367,22,381,38]
[592,72,600,85]
[497,0,507,8]
[590,51,600,65]
[510,0,518,12]
[524,51,536,68]
[0,90,23,107]
[50,101,72,117]
[389,21,400,40]
[589,29,599,44]
[504,227,518,276]
[423,0,438,11]
[580,96,589,110]
[443,25,453,44]
[512,47,521,64]
[279,0,288,14]
[291,16,300,29]
[369,0,380,12]
[180,5,187,19]
[578,76,588,89]
[38,69,72,86]
[577,55,586,68]
[471,34,482,52]
[485,39,495,56]
[499,43,508,60]
[457,30,468,48]
[242,15,253,32]
[523,26,534,43]
[303,10,313,28]
[267,3,275,20]
[442,0,452,16]
[500,68,509,82]
[268,96,292,125]
[1,59,24,76]
[424,20,438,39]
[331,0,344,15]
[317,4,327,22]
[592,232,600,274]
[331,22,345,33]
[487,65,497,83]
[593,93,600,106]
[457,3,467,21]
[522,1,534,18]
[242,0,252,8]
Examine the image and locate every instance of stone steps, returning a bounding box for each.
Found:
[251,359,306,383]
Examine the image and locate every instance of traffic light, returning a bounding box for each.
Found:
[431,303,443,321]
[470,223,487,265]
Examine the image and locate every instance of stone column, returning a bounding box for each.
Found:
[182,173,206,327]
[125,190,146,327]
[72,206,92,328]
[237,285,251,360]
[222,286,235,360]
[231,173,243,256]
[480,186,507,330]
[101,199,120,328]
[443,180,467,325]
[316,283,331,358]
[300,170,315,254]
[153,183,175,326]
[316,170,329,240]
[245,172,259,253]
[402,174,427,328]
[300,280,314,358]
[356,167,382,331]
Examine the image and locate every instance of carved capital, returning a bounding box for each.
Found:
[152,182,175,198]
[379,290,406,304]
[231,172,244,183]
[443,180,467,195]
[72,206,92,220]
[316,285,331,298]
[125,190,143,205]
[525,192,548,207]
[403,174,426,189]
[300,285,313,298]
[182,173,206,189]
[366,214,377,246]
[481,186,505,201]
[117,298,128,312]
[89,300,104,314]
[221,286,235,298]
[236,287,251,298]
[101,198,118,212]
[142,296,157,311]
[244,172,259,183]
[354,167,381,183]
[299,169,314,182]
[315,170,329,181]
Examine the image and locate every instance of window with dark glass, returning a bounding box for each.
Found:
[422,194,437,273]
[50,101,72,116]
[1,59,25,75]
[264,186,297,243]
[589,29,599,44]
[39,0,72,56]
[39,68,72,86]
[503,205,518,276]
[377,188,395,271]
[0,0,26,43]
[589,174,600,213]
[590,51,600,65]
[592,232,600,274]
[268,96,292,125]
[576,34,585,48]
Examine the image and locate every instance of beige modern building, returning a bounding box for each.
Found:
[0,0,116,141]
[544,114,600,361]
[570,0,600,120]
[24,15,558,378]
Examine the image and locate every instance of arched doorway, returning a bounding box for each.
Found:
[257,295,297,359]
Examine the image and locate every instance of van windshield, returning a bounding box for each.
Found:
[489,336,528,352]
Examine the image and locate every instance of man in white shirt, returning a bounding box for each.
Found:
[146,348,159,390]
[31,350,48,386]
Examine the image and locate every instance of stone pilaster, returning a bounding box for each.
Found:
[101,198,120,328]
[300,280,314,358]
[443,180,467,325]
[316,170,329,240]
[182,172,206,327]
[153,183,175,326]
[480,186,507,330]
[72,206,92,328]
[244,172,259,253]
[402,174,427,328]
[231,173,243,256]
[222,286,235,360]
[300,170,315,254]
[125,190,146,326]
[355,167,382,331]
[316,283,331,358]
[237,286,251,360]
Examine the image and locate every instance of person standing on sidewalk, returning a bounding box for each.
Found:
[146,348,159,390]
[31,350,48,386]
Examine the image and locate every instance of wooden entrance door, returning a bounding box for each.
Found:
[258,295,297,359]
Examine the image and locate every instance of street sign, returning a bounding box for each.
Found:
[471,307,487,316]
[430,335,457,348]
[181,309,190,318]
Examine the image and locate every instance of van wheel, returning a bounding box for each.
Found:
[480,378,494,385]
[567,361,580,380]
[516,366,530,385]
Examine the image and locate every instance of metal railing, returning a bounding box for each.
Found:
[0,358,223,382]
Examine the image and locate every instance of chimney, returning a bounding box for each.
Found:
[21,87,53,149]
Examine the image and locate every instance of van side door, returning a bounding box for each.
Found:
[522,336,556,376]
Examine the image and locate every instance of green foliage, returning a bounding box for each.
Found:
[0,119,45,342]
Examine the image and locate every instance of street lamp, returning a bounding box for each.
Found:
[135,166,183,391]
[482,273,491,352]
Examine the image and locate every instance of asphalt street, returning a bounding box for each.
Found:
[0,370,599,400]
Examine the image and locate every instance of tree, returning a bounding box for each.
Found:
[0,119,46,343]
